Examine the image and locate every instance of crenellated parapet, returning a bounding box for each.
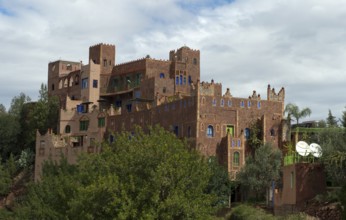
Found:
[249,90,261,100]
[267,84,285,102]
[198,79,222,96]
[89,43,115,49]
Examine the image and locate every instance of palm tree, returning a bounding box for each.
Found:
[284,103,312,125]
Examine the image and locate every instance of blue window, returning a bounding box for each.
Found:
[160,73,165,78]
[220,99,224,107]
[228,100,232,107]
[248,100,251,107]
[188,75,192,84]
[245,128,250,139]
[257,101,261,109]
[207,125,214,137]
[176,76,179,85]
[240,100,244,107]
[82,78,88,89]
[77,104,84,113]
[93,79,98,88]
[126,104,132,112]
[238,140,241,147]
[212,99,216,106]
[180,75,183,85]
[115,101,122,107]
[232,140,235,147]
[135,90,141,98]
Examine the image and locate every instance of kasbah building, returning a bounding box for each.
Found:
[36,42,286,182]
[35,43,325,210]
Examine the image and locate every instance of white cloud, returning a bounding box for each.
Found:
[0,0,345,121]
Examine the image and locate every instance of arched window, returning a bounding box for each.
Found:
[257,101,261,109]
[240,100,244,107]
[65,125,71,133]
[244,128,250,139]
[75,75,79,85]
[220,99,224,107]
[207,125,214,137]
[248,100,251,107]
[270,128,275,136]
[159,73,165,78]
[188,75,192,84]
[233,152,240,166]
[228,100,232,107]
[176,76,179,85]
[212,98,216,106]
[180,75,183,85]
[201,97,206,105]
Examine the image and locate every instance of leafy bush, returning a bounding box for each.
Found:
[229,204,276,220]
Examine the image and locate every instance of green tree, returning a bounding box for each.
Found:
[236,144,282,201]
[0,104,6,114]
[31,84,59,134]
[341,106,346,128]
[205,156,234,207]
[326,109,338,127]
[0,113,20,160]
[8,93,31,117]
[0,161,11,196]
[6,153,17,178]
[284,103,311,125]
[247,121,263,151]
[16,126,216,219]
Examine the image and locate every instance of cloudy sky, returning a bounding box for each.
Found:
[1,0,345,122]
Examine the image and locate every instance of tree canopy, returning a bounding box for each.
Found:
[16,126,220,219]
[326,109,338,127]
[284,103,311,125]
[236,143,282,200]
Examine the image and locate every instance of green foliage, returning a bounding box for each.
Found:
[16,126,217,219]
[17,149,34,169]
[248,121,263,150]
[229,204,307,220]
[31,84,59,134]
[342,106,346,128]
[8,93,31,117]
[284,103,311,125]
[205,156,234,207]
[0,209,15,219]
[0,161,11,196]
[0,113,20,160]
[0,104,6,114]
[314,128,346,186]
[326,109,338,127]
[236,144,282,200]
[6,153,18,178]
[229,204,276,220]
[340,184,346,220]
